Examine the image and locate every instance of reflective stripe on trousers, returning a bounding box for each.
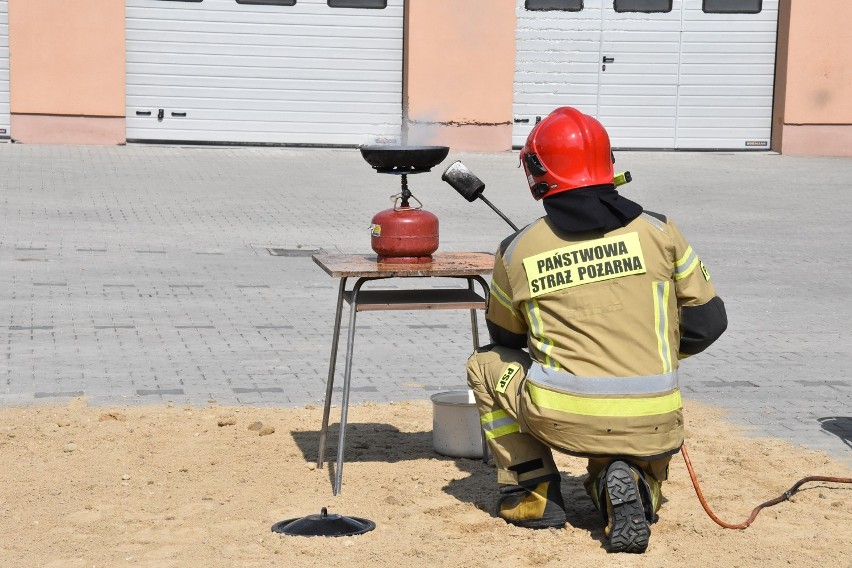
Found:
[527,361,681,417]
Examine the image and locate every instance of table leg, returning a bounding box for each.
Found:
[317,277,347,469]
[333,278,366,495]
[467,279,481,351]
[468,276,492,464]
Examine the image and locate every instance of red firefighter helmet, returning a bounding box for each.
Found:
[520,107,614,200]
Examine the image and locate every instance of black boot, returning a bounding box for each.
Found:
[602,461,650,553]
[496,474,567,529]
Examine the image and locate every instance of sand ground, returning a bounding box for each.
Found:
[0,399,850,568]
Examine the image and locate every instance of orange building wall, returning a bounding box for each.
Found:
[8,0,125,144]
[773,0,852,156]
[404,0,516,152]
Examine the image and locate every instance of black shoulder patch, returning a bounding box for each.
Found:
[643,210,667,223]
[498,231,521,257]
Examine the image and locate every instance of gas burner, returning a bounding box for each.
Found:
[370,165,434,175]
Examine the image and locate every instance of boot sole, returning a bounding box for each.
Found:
[605,462,650,553]
[504,513,566,530]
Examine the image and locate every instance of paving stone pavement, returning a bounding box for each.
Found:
[0,143,850,468]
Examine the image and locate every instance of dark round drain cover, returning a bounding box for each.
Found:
[271,507,376,537]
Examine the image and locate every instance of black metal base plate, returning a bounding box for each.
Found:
[271,507,376,537]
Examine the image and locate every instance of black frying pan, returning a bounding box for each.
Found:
[359,145,450,172]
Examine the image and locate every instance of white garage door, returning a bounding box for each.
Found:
[126,0,404,145]
[513,0,778,150]
[0,0,9,139]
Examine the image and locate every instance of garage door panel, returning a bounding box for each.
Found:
[126,0,403,144]
[677,126,770,139]
[126,4,404,33]
[679,94,772,109]
[127,97,401,116]
[603,18,682,30]
[603,41,686,54]
[125,127,398,145]
[127,7,400,29]
[514,83,599,97]
[598,97,676,112]
[516,49,601,64]
[516,19,602,34]
[130,75,401,95]
[679,63,774,75]
[129,63,399,83]
[516,52,599,66]
[127,35,401,51]
[514,87,597,98]
[599,84,677,96]
[597,105,676,118]
[602,30,680,42]
[517,51,605,65]
[128,20,402,39]
[677,116,769,128]
[599,115,676,127]
[681,42,778,55]
[128,51,400,70]
[679,82,772,94]
[515,66,602,80]
[612,138,675,147]
[681,52,775,64]
[599,71,680,86]
[678,105,774,117]
[679,74,773,87]
[518,33,603,48]
[128,86,401,103]
[517,29,601,42]
[674,136,767,149]
[515,101,599,116]
[682,31,776,43]
[130,108,402,125]
[126,121,403,136]
[681,19,778,32]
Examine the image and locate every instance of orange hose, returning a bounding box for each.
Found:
[680,444,852,529]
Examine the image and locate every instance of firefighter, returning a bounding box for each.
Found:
[467,107,727,553]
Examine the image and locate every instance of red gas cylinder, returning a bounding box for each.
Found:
[370,198,439,264]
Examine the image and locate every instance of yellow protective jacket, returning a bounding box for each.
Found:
[486,212,724,458]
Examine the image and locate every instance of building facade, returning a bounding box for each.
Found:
[2,0,850,156]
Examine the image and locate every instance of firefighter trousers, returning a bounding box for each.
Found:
[466,344,670,512]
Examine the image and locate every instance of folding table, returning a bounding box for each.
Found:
[312,252,494,495]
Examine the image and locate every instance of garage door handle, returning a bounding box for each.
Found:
[603,56,615,63]
[136,111,151,116]
[171,112,187,118]
[514,118,530,124]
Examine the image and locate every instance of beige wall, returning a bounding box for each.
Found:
[404,0,516,151]
[773,0,852,156]
[8,0,125,144]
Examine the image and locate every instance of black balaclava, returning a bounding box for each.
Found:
[542,184,643,234]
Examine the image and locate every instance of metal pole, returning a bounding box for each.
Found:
[478,195,519,231]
